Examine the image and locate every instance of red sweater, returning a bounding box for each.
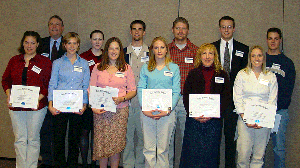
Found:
[80,49,103,73]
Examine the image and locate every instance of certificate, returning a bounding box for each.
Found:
[189,94,220,118]
[10,85,40,109]
[89,86,119,113]
[53,90,83,112]
[142,89,172,111]
[243,101,277,128]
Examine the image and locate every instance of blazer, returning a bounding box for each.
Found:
[212,39,249,88]
[40,36,65,62]
[183,66,231,118]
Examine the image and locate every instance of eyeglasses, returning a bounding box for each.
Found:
[220,26,233,30]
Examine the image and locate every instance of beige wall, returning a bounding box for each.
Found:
[0,0,299,167]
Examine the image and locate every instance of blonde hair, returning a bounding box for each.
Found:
[62,32,80,52]
[243,45,268,74]
[148,36,172,72]
[194,43,223,74]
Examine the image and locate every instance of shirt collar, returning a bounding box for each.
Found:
[50,36,62,45]
[127,42,149,54]
[220,38,233,48]
[63,53,80,62]
[169,38,192,50]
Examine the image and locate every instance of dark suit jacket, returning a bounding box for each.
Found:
[40,36,65,62]
[183,67,231,118]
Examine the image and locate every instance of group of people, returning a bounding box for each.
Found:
[1,14,295,168]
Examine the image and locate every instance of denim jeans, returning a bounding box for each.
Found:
[9,107,47,168]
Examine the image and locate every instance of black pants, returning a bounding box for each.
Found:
[40,110,54,165]
[53,113,82,167]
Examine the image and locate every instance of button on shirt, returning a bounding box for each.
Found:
[48,54,90,104]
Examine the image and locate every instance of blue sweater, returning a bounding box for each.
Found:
[266,53,295,111]
[137,62,181,110]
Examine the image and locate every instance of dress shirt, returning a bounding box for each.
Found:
[50,37,62,60]
[220,38,233,69]
[48,54,90,104]
[2,54,52,110]
[137,62,181,110]
[88,63,136,108]
[80,48,103,73]
[169,38,198,94]
[233,69,278,114]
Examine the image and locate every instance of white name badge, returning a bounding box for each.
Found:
[41,53,49,57]
[115,72,125,78]
[215,77,224,83]
[74,66,82,72]
[259,79,269,86]
[271,63,281,70]
[88,60,95,66]
[164,71,173,77]
[141,56,149,63]
[31,65,42,74]
[235,50,244,57]
[185,57,193,63]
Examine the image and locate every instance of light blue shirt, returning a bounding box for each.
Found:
[48,54,90,104]
[50,37,62,59]
[137,62,181,110]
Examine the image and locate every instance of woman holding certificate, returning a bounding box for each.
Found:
[179,43,230,168]
[137,36,181,168]
[89,37,136,168]
[79,30,104,167]
[48,32,90,167]
[2,31,52,168]
[233,46,278,168]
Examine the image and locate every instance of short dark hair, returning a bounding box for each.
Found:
[18,31,41,54]
[90,30,104,40]
[48,15,64,26]
[130,20,146,31]
[267,27,282,39]
[172,17,189,29]
[219,16,235,28]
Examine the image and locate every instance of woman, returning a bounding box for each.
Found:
[79,30,104,167]
[179,43,230,167]
[233,46,278,168]
[2,31,52,168]
[48,32,90,168]
[89,37,136,168]
[137,36,181,168]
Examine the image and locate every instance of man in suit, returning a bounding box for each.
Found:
[212,15,249,168]
[123,20,148,168]
[39,15,65,168]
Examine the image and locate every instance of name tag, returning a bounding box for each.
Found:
[259,79,269,86]
[215,77,224,83]
[74,66,82,72]
[115,72,125,78]
[164,71,173,77]
[185,57,193,63]
[141,56,149,63]
[88,60,95,66]
[235,50,244,57]
[41,53,49,57]
[271,63,281,70]
[31,65,42,74]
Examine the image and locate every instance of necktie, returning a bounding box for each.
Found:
[224,42,230,75]
[51,41,58,62]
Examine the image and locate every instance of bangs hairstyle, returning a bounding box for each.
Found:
[194,43,223,74]
[62,32,81,52]
[244,45,268,74]
[18,31,41,54]
[97,37,127,72]
[148,36,172,72]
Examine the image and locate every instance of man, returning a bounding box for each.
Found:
[123,20,148,168]
[39,15,65,168]
[168,17,198,168]
[212,16,249,168]
[265,28,295,168]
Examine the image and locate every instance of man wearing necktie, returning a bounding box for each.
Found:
[212,16,249,168]
[39,15,65,168]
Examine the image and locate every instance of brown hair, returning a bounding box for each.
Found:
[62,32,81,52]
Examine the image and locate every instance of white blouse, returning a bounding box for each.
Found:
[233,69,278,114]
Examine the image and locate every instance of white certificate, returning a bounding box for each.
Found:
[10,85,40,109]
[142,89,172,111]
[243,101,277,128]
[189,94,220,118]
[53,90,83,112]
[89,86,119,113]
